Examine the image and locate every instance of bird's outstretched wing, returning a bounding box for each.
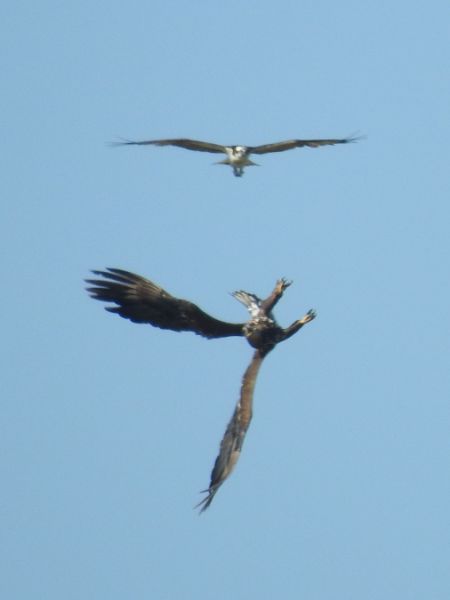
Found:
[248,135,360,155]
[86,268,245,339]
[196,350,264,512]
[112,138,226,154]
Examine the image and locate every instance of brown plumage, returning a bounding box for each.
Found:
[247,137,358,154]
[86,268,244,339]
[195,350,264,512]
[86,269,316,510]
[196,280,315,512]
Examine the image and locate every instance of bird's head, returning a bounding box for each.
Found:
[232,145,248,158]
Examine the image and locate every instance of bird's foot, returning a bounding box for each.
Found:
[275,278,292,296]
[300,309,317,324]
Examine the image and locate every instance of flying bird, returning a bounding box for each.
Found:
[112,135,360,177]
[86,268,316,511]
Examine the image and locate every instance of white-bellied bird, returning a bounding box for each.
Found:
[112,135,361,176]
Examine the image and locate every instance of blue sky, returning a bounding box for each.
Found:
[2,2,449,599]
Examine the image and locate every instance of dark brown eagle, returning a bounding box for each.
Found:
[112,135,360,177]
[86,268,316,511]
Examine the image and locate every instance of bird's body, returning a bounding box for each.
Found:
[113,135,360,176]
[86,269,316,510]
[215,145,258,177]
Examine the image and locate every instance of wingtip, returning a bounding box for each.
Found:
[194,489,216,514]
[108,137,135,147]
[346,131,366,143]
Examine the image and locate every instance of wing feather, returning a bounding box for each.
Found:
[248,135,360,155]
[196,350,264,512]
[112,138,226,154]
[86,268,244,339]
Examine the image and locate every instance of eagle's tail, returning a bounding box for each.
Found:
[232,291,261,316]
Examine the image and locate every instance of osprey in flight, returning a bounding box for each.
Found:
[86,268,316,511]
[113,135,360,177]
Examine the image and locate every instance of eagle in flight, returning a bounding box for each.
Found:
[86,268,316,511]
[112,135,360,177]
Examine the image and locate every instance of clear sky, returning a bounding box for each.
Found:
[2,2,449,599]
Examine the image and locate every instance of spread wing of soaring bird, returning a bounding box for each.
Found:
[196,350,264,512]
[112,136,359,154]
[112,138,227,154]
[86,268,245,339]
[247,136,359,154]
[111,134,361,176]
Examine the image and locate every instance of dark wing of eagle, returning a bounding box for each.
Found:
[112,138,226,154]
[86,268,245,339]
[248,135,360,155]
[196,350,265,512]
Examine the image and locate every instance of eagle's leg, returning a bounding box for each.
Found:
[281,309,317,343]
[261,278,292,313]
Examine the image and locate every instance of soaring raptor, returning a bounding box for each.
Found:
[112,135,360,177]
[86,268,316,511]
